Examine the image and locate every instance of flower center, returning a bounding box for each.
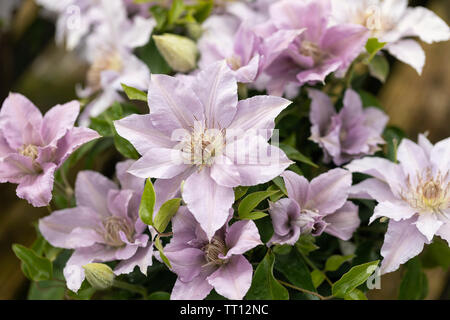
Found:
[203,236,227,266]
[101,216,134,247]
[299,41,324,64]
[226,55,242,71]
[87,50,123,91]
[402,169,450,214]
[19,144,38,160]
[181,124,226,167]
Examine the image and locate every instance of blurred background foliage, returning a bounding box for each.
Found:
[0,0,449,299]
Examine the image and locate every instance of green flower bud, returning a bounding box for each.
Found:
[83,263,115,290]
[153,34,198,73]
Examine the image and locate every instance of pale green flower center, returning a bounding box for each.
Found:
[226,55,242,71]
[101,216,134,247]
[87,50,123,91]
[203,236,227,266]
[299,41,324,64]
[182,126,226,167]
[19,144,38,160]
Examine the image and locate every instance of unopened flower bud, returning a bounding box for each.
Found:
[83,263,115,290]
[153,34,198,73]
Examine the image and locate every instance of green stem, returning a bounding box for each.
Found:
[113,280,147,298]
[299,250,333,286]
[278,280,333,300]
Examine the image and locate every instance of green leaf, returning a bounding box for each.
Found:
[272,176,288,196]
[113,131,140,159]
[191,0,213,23]
[295,235,319,256]
[137,37,172,74]
[139,179,156,226]
[275,249,317,298]
[148,291,170,300]
[12,244,53,281]
[234,186,249,201]
[150,5,168,30]
[154,198,181,233]
[279,144,318,168]
[365,38,386,62]
[357,89,383,109]
[246,251,289,300]
[311,270,325,288]
[422,238,450,269]
[168,0,185,25]
[344,289,368,300]
[369,54,390,83]
[155,236,171,268]
[324,254,355,272]
[332,260,379,298]
[239,211,268,221]
[238,190,280,219]
[398,257,428,300]
[121,83,148,101]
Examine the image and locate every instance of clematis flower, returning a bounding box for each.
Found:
[331,0,450,74]
[308,88,388,166]
[256,0,369,95]
[0,93,99,207]
[164,207,262,300]
[346,134,450,274]
[39,160,154,292]
[269,169,360,246]
[76,0,155,126]
[198,20,262,84]
[115,61,293,239]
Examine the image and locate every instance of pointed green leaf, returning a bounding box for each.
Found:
[246,251,289,300]
[324,254,355,272]
[239,211,268,221]
[238,190,281,219]
[12,244,53,281]
[154,198,181,233]
[279,143,318,168]
[369,54,390,83]
[155,236,171,268]
[365,38,386,62]
[345,289,368,300]
[234,186,249,201]
[139,179,156,226]
[121,83,148,102]
[332,260,379,298]
[311,270,325,288]
[398,257,428,300]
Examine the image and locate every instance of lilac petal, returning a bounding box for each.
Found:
[415,213,443,242]
[0,153,36,183]
[41,101,79,145]
[153,169,193,212]
[281,170,310,207]
[268,198,301,246]
[228,95,292,132]
[115,160,145,193]
[436,223,450,246]
[63,245,117,292]
[308,88,335,132]
[0,93,43,149]
[233,23,259,65]
[349,178,397,202]
[210,155,241,188]
[39,207,103,249]
[222,220,262,259]
[324,201,360,241]
[107,189,133,218]
[168,207,204,250]
[296,60,342,85]
[183,168,235,240]
[341,89,363,124]
[114,242,139,261]
[127,148,189,179]
[261,29,305,69]
[234,55,260,83]
[386,39,425,75]
[16,163,57,207]
[380,217,429,274]
[114,245,154,275]
[0,134,13,159]
[148,74,204,135]
[397,138,430,181]
[321,24,369,70]
[307,168,352,215]
[418,134,434,157]
[207,255,253,300]
[363,107,389,135]
[371,201,417,224]
[170,268,214,300]
[192,61,238,129]
[164,247,206,282]
[228,135,293,186]
[430,137,450,176]
[114,114,174,156]
[75,170,118,217]
[55,127,100,166]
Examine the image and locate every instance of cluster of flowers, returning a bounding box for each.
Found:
[1,0,449,300]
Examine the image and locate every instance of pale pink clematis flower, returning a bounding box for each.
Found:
[331,0,450,74]
[115,61,293,239]
[39,160,155,292]
[346,134,450,274]
[0,93,99,207]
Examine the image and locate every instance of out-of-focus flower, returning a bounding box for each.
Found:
[331,0,450,74]
[256,0,369,95]
[165,207,261,300]
[198,21,262,83]
[115,61,293,239]
[308,88,388,166]
[269,169,360,246]
[39,160,154,292]
[0,93,99,207]
[346,134,450,274]
[0,0,21,29]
